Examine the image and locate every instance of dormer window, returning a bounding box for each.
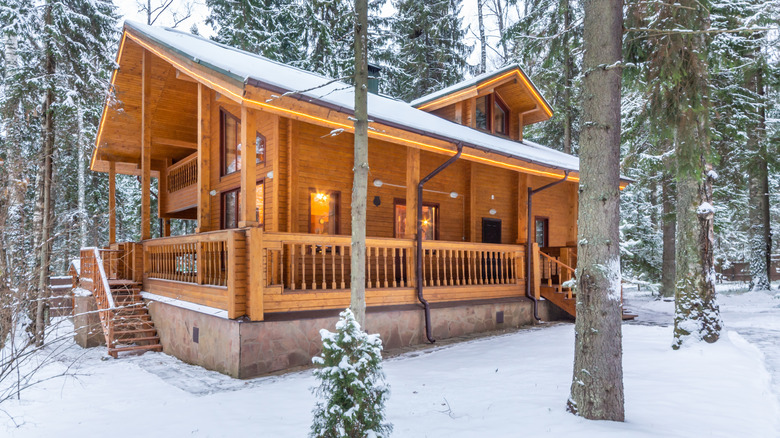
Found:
[475,93,509,135]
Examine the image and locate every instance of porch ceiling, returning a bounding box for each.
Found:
[92,37,198,176]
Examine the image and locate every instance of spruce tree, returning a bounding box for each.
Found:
[311,309,391,438]
[384,0,469,102]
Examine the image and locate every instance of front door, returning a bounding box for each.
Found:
[482,218,502,243]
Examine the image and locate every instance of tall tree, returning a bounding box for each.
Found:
[567,0,624,421]
[350,0,369,326]
[384,0,469,102]
[643,0,722,348]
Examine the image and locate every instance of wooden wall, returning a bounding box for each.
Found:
[190,100,577,247]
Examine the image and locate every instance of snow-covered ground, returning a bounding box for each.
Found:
[2,284,779,437]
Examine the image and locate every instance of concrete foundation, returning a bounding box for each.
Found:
[147,296,569,379]
[73,294,105,348]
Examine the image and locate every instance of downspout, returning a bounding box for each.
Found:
[526,170,570,321]
[417,142,463,343]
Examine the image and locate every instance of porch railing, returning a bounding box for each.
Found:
[421,241,524,287]
[167,153,197,193]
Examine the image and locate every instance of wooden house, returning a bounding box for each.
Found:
[74,21,631,377]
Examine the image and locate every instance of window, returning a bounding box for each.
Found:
[534,217,549,247]
[309,190,340,234]
[394,199,439,240]
[222,189,240,229]
[475,94,509,135]
[255,132,266,165]
[493,95,509,135]
[255,180,264,224]
[476,95,489,131]
[220,109,241,176]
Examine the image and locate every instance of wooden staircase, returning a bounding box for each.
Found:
[80,248,162,358]
[540,285,576,317]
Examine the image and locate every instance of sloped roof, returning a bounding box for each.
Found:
[122,21,583,177]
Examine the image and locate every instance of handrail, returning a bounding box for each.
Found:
[81,247,116,309]
[539,251,575,274]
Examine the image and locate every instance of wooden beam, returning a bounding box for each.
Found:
[469,163,477,242]
[152,137,197,150]
[141,49,152,241]
[108,161,116,244]
[405,148,420,238]
[239,104,258,227]
[454,101,463,124]
[567,182,579,246]
[270,115,281,232]
[517,173,528,244]
[287,119,299,232]
[247,228,264,321]
[175,69,197,83]
[518,113,524,141]
[197,83,212,233]
[162,218,171,237]
[468,98,477,128]
[158,158,171,218]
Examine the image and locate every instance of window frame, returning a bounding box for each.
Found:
[220,108,242,177]
[393,198,440,240]
[534,216,550,248]
[221,188,241,230]
[492,93,510,136]
[255,178,265,226]
[308,188,341,235]
[255,131,266,165]
[475,95,492,132]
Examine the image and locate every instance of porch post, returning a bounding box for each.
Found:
[239,104,258,227]
[517,173,528,244]
[140,49,152,241]
[405,148,419,238]
[108,161,116,244]
[159,158,170,236]
[197,83,211,233]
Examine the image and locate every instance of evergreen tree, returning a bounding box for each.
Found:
[384,0,469,102]
[503,0,582,154]
[205,0,305,65]
[311,309,391,438]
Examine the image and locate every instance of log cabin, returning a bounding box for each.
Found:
[73,21,632,378]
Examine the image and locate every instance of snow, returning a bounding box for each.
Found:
[123,21,585,175]
[3,285,780,437]
[140,291,228,319]
[697,202,715,215]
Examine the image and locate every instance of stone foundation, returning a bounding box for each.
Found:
[146,296,568,379]
[73,294,105,348]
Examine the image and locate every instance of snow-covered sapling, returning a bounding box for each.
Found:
[310,308,391,438]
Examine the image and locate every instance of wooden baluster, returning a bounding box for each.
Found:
[340,245,346,289]
[289,244,295,290]
[423,249,429,287]
[456,249,461,285]
[300,244,307,290]
[331,245,337,289]
[442,249,449,286]
[391,248,397,288]
[321,245,326,289]
[376,247,382,288]
[381,247,388,288]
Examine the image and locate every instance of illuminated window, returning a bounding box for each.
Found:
[493,95,509,135]
[309,190,339,234]
[220,109,241,176]
[255,180,264,224]
[394,199,439,240]
[476,95,489,131]
[221,189,240,229]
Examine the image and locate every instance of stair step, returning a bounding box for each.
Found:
[113,328,157,335]
[109,344,163,354]
[114,335,160,343]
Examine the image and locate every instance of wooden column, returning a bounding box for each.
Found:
[158,158,170,231]
[567,182,579,246]
[405,148,420,238]
[197,83,211,233]
[454,101,463,124]
[287,119,299,232]
[162,219,171,237]
[247,227,264,321]
[108,161,116,244]
[270,115,281,231]
[518,113,524,141]
[468,98,477,128]
[140,49,152,241]
[239,104,258,227]
[517,173,528,244]
[469,162,477,242]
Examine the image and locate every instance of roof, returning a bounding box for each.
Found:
[116,21,606,181]
[409,64,552,113]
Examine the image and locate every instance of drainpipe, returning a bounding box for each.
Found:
[526,170,570,321]
[417,142,463,343]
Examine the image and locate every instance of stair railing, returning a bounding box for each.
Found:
[81,247,116,346]
[539,251,576,299]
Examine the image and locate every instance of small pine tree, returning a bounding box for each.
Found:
[310,309,391,438]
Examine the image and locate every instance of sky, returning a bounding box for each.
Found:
[112,0,506,71]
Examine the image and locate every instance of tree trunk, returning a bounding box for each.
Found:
[747,66,771,291]
[477,0,487,74]
[35,1,55,346]
[661,153,676,298]
[562,0,573,155]
[493,0,508,62]
[567,0,624,422]
[78,107,87,249]
[350,0,369,328]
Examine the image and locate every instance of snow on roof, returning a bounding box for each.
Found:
[409,64,545,108]
[125,21,582,175]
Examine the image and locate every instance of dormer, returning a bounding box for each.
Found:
[410,65,553,142]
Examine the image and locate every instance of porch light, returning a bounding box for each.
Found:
[314,193,329,202]
[450,191,458,198]
[266,171,274,179]
[209,190,217,196]
[373,179,383,187]
[489,209,497,215]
